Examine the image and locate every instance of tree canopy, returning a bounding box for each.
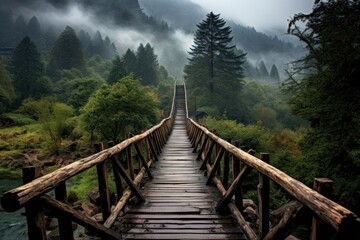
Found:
[184,12,246,119]
[80,74,160,142]
[286,0,360,213]
[48,26,85,77]
[12,36,44,103]
[0,63,16,112]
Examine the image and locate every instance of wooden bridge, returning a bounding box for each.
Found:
[1,85,359,240]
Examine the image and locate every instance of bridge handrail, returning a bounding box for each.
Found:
[1,83,177,213]
[183,83,359,239]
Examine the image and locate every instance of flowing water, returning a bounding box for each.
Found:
[0,175,27,240]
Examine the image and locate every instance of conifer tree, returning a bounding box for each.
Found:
[270,64,280,81]
[48,26,85,76]
[184,12,246,118]
[258,60,269,79]
[12,36,44,103]
[108,56,128,84]
[122,49,137,75]
[136,43,159,86]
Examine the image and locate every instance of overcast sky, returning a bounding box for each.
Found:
[190,0,314,33]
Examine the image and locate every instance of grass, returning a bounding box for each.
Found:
[0,123,45,159]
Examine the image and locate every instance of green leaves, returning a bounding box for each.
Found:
[81,74,159,142]
[287,0,360,213]
[185,12,246,119]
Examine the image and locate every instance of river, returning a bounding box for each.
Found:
[0,176,27,240]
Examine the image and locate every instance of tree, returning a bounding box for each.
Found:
[184,12,246,118]
[48,26,85,77]
[270,64,280,81]
[81,74,159,142]
[0,63,16,112]
[258,60,269,79]
[12,36,44,103]
[20,97,74,151]
[122,48,137,74]
[108,56,128,84]
[286,0,360,213]
[136,43,159,86]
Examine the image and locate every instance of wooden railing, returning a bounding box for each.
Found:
[184,85,360,240]
[1,85,178,240]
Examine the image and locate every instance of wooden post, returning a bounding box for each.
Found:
[126,133,135,180]
[258,153,270,240]
[94,143,111,222]
[55,182,74,240]
[232,141,242,211]
[107,141,124,200]
[222,139,231,189]
[22,166,47,240]
[311,178,333,240]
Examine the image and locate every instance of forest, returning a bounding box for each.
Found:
[0,0,359,222]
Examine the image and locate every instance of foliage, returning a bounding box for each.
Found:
[48,26,85,78]
[0,63,15,112]
[19,98,74,151]
[239,81,305,129]
[136,43,159,86]
[12,36,45,103]
[286,0,360,213]
[80,74,160,143]
[107,56,127,84]
[0,122,44,159]
[269,64,280,81]
[54,69,105,110]
[184,12,246,119]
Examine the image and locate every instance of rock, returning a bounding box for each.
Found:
[91,213,103,223]
[243,199,256,209]
[81,201,99,217]
[87,188,100,205]
[243,206,258,223]
[46,217,58,230]
[68,192,79,204]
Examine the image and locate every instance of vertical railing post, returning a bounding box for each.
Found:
[258,153,270,239]
[23,166,47,240]
[107,141,124,201]
[95,143,111,222]
[232,141,242,211]
[222,139,231,189]
[126,133,135,180]
[311,178,333,240]
[55,182,74,240]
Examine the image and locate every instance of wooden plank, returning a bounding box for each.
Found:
[122,233,243,239]
[127,228,242,234]
[122,219,236,224]
[127,207,201,214]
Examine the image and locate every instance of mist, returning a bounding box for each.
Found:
[1,0,309,80]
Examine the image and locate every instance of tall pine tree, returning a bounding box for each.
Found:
[108,56,128,84]
[12,36,44,103]
[136,43,159,86]
[184,12,246,119]
[48,26,85,77]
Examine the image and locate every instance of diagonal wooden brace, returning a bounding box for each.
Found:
[199,140,215,169]
[206,148,225,185]
[216,164,253,211]
[134,141,153,179]
[112,159,145,202]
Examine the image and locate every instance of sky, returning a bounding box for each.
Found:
[189,0,314,33]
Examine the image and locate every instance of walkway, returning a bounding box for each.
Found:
[118,86,246,239]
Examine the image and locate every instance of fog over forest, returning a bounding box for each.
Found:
[1,0,306,80]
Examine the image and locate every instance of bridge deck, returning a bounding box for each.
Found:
[117,86,246,239]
